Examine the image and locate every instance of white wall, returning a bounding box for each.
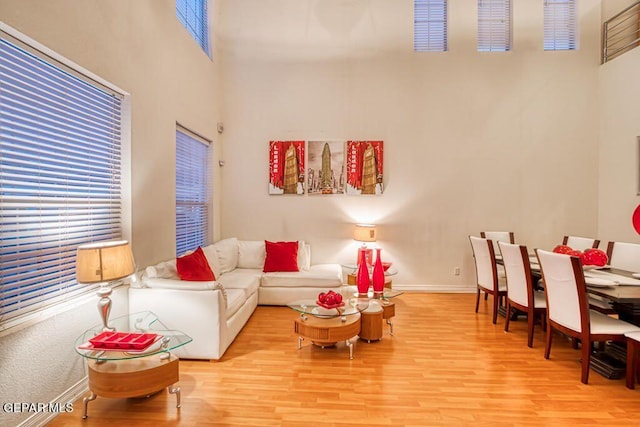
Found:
[217,0,602,289]
[598,46,640,243]
[0,0,221,425]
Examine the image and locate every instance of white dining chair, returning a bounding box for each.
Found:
[469,236,507,325]
[481,231,515,282]
[481,231,515,256]
[563,235,600,251]
[536,249,640,384]
[606,241,640,272]
[499,241,546,348]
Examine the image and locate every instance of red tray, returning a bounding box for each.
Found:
[89,332,158,350]
[315,301,345,309]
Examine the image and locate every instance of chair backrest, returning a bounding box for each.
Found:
[536,249,589,334]
[481,231,515,256]
[563,235,599,251]
[606,241,640,272]
[469,236,498,292]
[498,241,532,308]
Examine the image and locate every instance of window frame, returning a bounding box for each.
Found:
[176,0,211,57]
[414,0,448,53]
[544,0,578,51]
[0,24,129,333]
[175,125,212,257]
[477,0,512,52]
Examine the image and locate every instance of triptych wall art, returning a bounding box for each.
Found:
[268,140,384,196]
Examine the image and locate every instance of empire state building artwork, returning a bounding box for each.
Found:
[307,141,345,195]
[345,141,384,195]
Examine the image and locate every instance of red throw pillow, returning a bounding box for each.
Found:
[176,247,216,281]
[263,241,299,272]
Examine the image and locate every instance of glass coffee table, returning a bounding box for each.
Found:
[75,311,192,419]
[288,297,369,359]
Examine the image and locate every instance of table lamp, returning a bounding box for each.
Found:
[76,240,135,331]
[353,224,377,266]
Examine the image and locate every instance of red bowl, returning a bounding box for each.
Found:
[382,262,392,271]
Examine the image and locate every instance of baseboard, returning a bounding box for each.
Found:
[18,377,88,427]
[392,284,475,293]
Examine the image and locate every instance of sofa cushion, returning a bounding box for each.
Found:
[176,247,216,281]
[217,268,261,299]
[145,259,179,280]
[201,244,222,277]
[263,241,299,272]
[298,242,311,271]
[141,278,228,308]
[238,240,266,269]
[261,263,342,288]
[225,288,246,319]
[213,237,239,274]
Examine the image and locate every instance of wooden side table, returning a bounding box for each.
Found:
[84,354,180,416]
[75,312,192,419]
[359,300,396,341]
[359,308,383,342]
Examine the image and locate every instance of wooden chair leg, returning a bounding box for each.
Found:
[475,288,481,313]
[484,292,488,301]
[527,309,535,348]
[581,339,591,384]
[504,301,512,332]
[571,337,579,349]
[544,323,553,359]
[627,339,637,389]
[492,293,499,325]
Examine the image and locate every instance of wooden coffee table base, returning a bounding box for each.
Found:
[83,354,180,418]
[294,313,361,359]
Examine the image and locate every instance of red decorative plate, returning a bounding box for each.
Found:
[315,301,345,309]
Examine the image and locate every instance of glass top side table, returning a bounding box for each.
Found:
[75,311,192,361]
[75,311,192,419]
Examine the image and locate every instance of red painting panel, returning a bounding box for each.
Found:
[345,141,383,195]
[269,141,305,195]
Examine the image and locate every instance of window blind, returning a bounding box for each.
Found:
[414,0,448,52]
[478,0,512,52]
[544,0,577,51]
[176,0,210,56]
[176,127,211,257]
[0,36,123,326]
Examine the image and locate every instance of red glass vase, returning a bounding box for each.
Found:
[356,250,370,296]
[372,248,385,295]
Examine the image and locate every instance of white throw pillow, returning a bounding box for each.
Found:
[201,244,222,277]
[213,237,239,274]
[145,259,179,280]
[238,240,266,269]
[297,241,311,271]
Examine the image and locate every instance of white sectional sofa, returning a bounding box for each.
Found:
[128,238,343,360]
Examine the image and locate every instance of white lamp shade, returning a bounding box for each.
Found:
[76,240,135,284]
[353,224,377,242]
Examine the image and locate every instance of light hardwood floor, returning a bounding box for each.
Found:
[49,293,640,426]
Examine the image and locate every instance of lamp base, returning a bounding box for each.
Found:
[97,285,114,332]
